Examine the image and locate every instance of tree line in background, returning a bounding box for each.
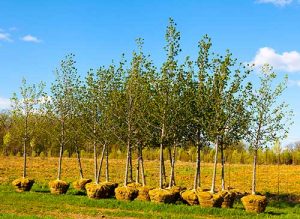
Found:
[0,19,294,194]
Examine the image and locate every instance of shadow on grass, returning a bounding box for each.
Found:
[265,192,300,208]
[67,190,87,196]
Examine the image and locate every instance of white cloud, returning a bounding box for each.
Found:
[0,32,12,42]
[251,47,300,73]
[21,34,41,43]
[0,97,11,110]
[288,80,300,87]
[256,0,293,6]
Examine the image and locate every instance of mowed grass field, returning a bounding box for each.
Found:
[0,156,300,219]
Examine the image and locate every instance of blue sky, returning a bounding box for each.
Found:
[0,0,299,146]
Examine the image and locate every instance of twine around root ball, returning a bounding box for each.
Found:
[12,178,35,192]
[49,180,70,194]
[241,195,268,213]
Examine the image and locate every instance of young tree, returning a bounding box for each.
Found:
[11,78,45,179]
[190,35,214,190]
[209,51,251,193]
[47,54,80,182]
[151,18,181,189]
[247,64,293,195]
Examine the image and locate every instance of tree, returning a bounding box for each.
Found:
[11,78,44,178]
[47,54,80,181]
[246,64,293,194]
[208,51,251,193]
[151,18,181,189]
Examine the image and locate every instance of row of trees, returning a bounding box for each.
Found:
[2,18,293,195]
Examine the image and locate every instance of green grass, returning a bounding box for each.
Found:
[0,185,300,219]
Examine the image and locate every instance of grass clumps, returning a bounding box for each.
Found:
[48,180,69,194]
[197,191,223,208]
[241,194,268,213]
[12,178,35,192]
[181,189,199,205]
[148,188,178,204]
[72,178,92,191]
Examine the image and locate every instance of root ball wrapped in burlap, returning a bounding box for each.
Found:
[219,190,236,208]
[12,178,35,192]
[241,195,268,213]
[101,182,118,197]
[136,186,154,201]
[115,186,138,201]
[49,180,69,194]
[85,183,111,199]
[181,190,199,205]
[197,191,223,208]
[72,178,92,191]
[148,188,178,204]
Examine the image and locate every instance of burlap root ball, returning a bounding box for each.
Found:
[136,186,154,201]
[219,190,236,208]
[181,190,199,205]
[72,178,92,191]
[101,182,118,197]
[197,191,223,208]
[231,189,249,200]
[148,188,178,204]
[241,195,268,213]
[85,183,111,199]
[12,178,35,192]
[49,180,69,194]
[115,186,139,201]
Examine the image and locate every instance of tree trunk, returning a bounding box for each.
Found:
[124,137,131,186]
[23,138,27,178]
[168,146,172,167]
[136,148,140,184]
[159,125,165,189]
[75,142,84,179]
[193,142,201,190]
[210,137,219,193]
[93,124,98,183]
[251,149,258,195]
[57,119,65,180]
[129,144,133,182]
[105,144,109,182]
[140,146,146,186]
[221,144,225,191]
[169,143,176,187]
[23,114,28,178]
[96,144,106,184]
